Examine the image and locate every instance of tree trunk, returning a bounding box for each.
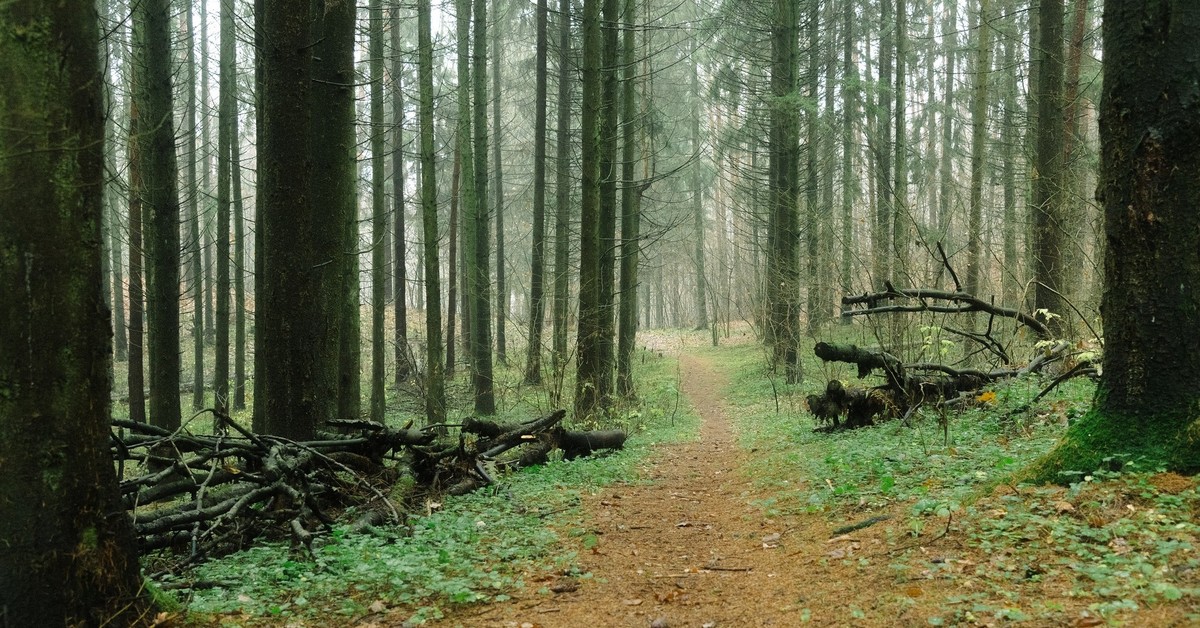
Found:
[892,0,908,281]
[804,0,822,329]
[471,0,497,414]
[1033,0,1200,477]
[256,0,350,439]
[965,0,993,296]
[232,102,247,411]
[525,0,550,385]
[596,0,620,403]
[616,0,641,399]
[691,48,709,331]
[935,0,958,283]
[551,0,573,381]
[492,0,508,367]
[136,0,182,431]
[0,4,147,622]
[575,0,605,419]
[840,0,857,309]
[370,0,388,422]
[768,0,802,383]
[873,0,893,287]
[392,5,412,386]
[127,75,146,425]
[418,0,447,424]
[1031,0,1066,334]
[447,146,460,377]
[215,0,235,420]
[187,3,205,410]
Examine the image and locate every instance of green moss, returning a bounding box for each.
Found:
[79,526,98,550]
[1023,403,1200,484]
[144,578,182,612]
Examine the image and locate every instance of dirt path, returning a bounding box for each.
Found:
[429,352,832,627]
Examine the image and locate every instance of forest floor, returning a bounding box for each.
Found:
[407,335,1198,628]
[179,328,1199,628]
[419,345,836,627]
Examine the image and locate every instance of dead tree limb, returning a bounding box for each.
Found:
[841,283,1052,340]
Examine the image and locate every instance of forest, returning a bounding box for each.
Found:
[1,0,1198,625]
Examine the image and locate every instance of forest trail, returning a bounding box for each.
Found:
[425,349,856,627]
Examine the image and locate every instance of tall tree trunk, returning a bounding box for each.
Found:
[215,0,235,421]
[596,0,620,403]
[447,146,461,377]
[691,49,709,331]
[392,5,412,386]
[127,77,146,425]
[1032,0,1066,333]
[873,0,894,287]
[187,3,205,410]
[418,0,446,423]
[525,0,550,385]
[471,0,497,414]
[965,0,993,296]
[326,2,361,422]
[1001,13,1020,306]
[1034,0,1200,477]
[0,6,146,620]
[202,0,215,345]
[136,0,182,431]
[232,104,247,410]
[1060,0,1089,306]
[768,0,802,383]
[892,0,908,280]
[370,0,388,421]
[492,0,508,367]
[616,0,641,399]
[551,0,573,382]
[934,0,958,286]
[840,0,858,309]
[255,0,353,439]
[575,0,604,419]
[804,0,822,329]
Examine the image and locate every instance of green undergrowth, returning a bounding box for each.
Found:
[173,348,699,625]
[704,334,1200,624]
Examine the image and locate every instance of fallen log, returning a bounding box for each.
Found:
[554,429,627,460]
[810,341,1073,430]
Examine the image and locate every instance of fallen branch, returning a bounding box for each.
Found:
[842,283,1051,340]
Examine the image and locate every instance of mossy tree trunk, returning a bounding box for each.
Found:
[1034,0,1200,478]
[0,3,147,621]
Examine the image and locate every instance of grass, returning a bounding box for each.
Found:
[165,342,699,625]
[706,324,1200,625]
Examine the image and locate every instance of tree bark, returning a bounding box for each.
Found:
[551,0,573,383]
[215,0,235,420]
[136,0,182,431]
[370,0,388,422]
[418,0,447,424]
[965,0,993,296]
[1034,0,1200,477]
[187,3,206,410]
[0,4,147,620]
[492,0,508,367]
[575,0,605,419]
[525,0,550,385]
[471,0,497,414]
[1031,0,1066,334]
[391,5,412,386]
[616,0,641,399]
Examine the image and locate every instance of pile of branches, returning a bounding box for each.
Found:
[809,268,1098,431]
[112,410,625,564]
